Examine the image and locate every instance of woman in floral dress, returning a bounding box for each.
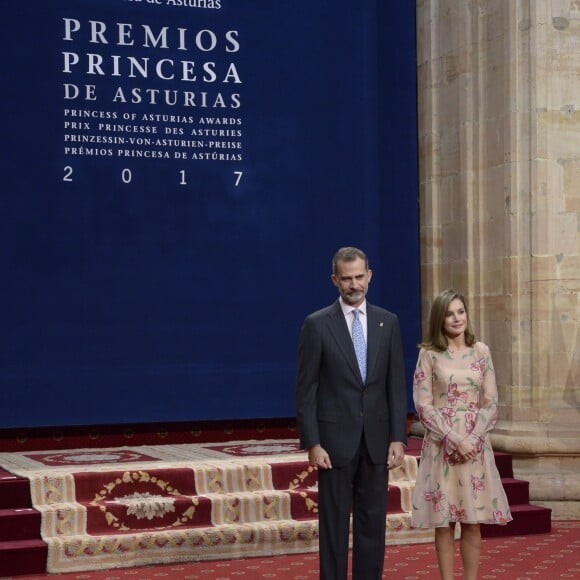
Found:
[411,289,512,580]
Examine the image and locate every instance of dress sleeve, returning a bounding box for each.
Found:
[470,343,499,439]
[413,348,462,449]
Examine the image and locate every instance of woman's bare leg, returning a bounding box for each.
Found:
[459,523,481,580]
[434,524,455,579]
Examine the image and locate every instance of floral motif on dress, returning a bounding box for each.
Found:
[449,504,466,522]
[410,342,513,528]
[424,490,445,512]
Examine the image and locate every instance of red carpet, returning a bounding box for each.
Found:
[0,440,431,575]
[1,521,578,579]
[0,430,553,576]
[0,419,301,453]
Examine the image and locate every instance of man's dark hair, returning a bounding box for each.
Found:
[332,247,369,274]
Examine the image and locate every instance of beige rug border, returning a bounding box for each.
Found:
[0,439,307,477]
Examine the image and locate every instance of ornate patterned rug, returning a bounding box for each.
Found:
[10,521,579,580]
[0,439,429,573]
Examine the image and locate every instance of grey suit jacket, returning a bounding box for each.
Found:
[295,300,407,467]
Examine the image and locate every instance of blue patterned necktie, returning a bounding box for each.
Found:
[352,309,367,382]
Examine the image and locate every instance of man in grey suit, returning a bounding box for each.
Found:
[296,246,408,580]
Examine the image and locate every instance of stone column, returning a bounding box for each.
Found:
[414,0,580,518]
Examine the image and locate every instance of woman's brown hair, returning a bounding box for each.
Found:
[420,288,476,351]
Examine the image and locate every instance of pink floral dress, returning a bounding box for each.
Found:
[411,342,512,528]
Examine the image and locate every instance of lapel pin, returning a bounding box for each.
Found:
[380,322,384,327]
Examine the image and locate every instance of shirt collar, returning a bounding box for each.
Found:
[339,297,367,317]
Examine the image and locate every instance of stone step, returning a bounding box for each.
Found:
[39,512,435,574]
[481,503,552,538]
[0,538,48,576]
[0,468,31,509]
[502,477,530,505]
[0,507,41,542]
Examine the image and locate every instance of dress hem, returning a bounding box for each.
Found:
[411,519,513,529]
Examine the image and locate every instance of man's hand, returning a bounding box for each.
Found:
[387,441,405,470]
[307,444,332,470]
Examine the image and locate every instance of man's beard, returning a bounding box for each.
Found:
[343,290,365,304]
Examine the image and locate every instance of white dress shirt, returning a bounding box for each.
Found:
[339,298,368,342]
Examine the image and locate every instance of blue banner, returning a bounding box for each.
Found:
[0,0,419,427]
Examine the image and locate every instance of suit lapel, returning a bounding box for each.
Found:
[327,301,363,383]
[366,304,382,381]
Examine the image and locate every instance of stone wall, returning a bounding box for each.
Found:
[415,0,580,518]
